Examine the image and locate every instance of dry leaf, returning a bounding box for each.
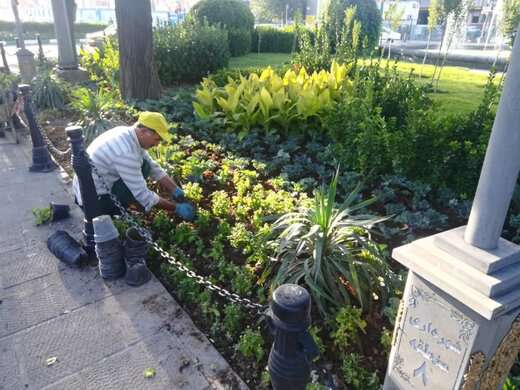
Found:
[46,357,57,366]
[144,368,156,378]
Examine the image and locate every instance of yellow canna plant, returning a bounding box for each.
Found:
[193,61,353,135]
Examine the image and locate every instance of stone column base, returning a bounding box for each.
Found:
[54,67,89,83]
[16,48,36,83]
[384,226,520,389]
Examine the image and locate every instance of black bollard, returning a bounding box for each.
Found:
[268,284,319,390]
[67,126,100,257]
[0,43,10,73]
[19,84,57,172]
[36,34,45,64]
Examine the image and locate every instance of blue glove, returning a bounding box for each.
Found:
[175,202,195,221]
[172,187,185,202]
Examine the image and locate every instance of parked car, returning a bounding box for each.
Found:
[381,26,401,42]
[85,23,117,48]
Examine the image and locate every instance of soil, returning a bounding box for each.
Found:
[39,115,473,389]
[36,110,79,175]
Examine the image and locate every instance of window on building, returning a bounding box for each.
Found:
[417,9,429,25]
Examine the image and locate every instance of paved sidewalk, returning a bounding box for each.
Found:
[0,134,247,389]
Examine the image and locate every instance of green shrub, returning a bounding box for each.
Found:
[252,26,296,53]
[324,62,445,179]
[194,62,352,136]
[292,6,363,72]
[324,94,389,174]
[331,307,367,352]
[439,71,498,196]
[154,19,230,84]
[293,23,332,72]
[189,0,254,56]
[209,65,289,87]
[237,328,265,363]
[79,37,119,90]
[190,0,254,30]
[324,0,381,50]
[341,353,380,389]
[228,28,252,56]
[323,63,498,197]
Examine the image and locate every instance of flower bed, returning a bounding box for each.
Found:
[136,133,398,388]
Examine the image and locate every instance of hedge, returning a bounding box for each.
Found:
[154,19,230,84]
[252,26,296,53]
[0,21,107,42]
[189,0,254,56]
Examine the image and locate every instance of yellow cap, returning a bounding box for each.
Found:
[138,111,172,142]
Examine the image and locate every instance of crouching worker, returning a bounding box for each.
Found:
[73,112,195,287]
[73,111,195,220]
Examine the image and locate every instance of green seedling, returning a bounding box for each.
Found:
[32,206,52,226]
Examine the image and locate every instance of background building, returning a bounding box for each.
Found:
[0,0,199,24]
[377,0,504,45]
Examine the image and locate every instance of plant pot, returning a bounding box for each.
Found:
[92,215,119,243]
[50,202,70,222]
[47,230,88,268]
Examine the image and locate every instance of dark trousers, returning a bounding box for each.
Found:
[96,160,151,216]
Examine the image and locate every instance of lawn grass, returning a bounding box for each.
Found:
[229,52,291,69]
[228,53,498,116]
[377,59,497,116]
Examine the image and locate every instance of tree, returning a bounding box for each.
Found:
[500,0,520,46]
[325,0,381,50]
[384,1,404,31]
[420,0,442,76]
[190,0,255,56]
[251,0,307,24]
[431,0,464,87]
[114,0,161,100]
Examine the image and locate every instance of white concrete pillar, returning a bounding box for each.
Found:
[51,0,78,70]
[384,23,520,390]
[464,21,520,249]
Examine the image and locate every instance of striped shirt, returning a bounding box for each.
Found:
[73,126,167,212]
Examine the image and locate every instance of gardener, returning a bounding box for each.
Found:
[73,111,195,221]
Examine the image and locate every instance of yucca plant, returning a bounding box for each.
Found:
[271,168,390,318]
[69,86,126,144]
[32,69,67,110]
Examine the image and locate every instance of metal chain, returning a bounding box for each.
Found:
[19,94,71,156]
[41,127,71,156]
[87,156,267,314]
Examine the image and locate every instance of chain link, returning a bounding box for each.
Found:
[19,93,71,156]
[42,127,71,156]
[87,156,267,314]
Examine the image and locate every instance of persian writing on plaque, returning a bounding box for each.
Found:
[391,281,477,388]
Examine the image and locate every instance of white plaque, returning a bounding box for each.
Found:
[388,274,478,388]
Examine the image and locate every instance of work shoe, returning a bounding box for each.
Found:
[123,227,152,286]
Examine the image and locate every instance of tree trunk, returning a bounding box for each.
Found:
[420,30,432,77]
[11,0,25,49]
[431,21,447,83]
[115,0,161,100]
[301,0,307,20]
[435,19,459,91]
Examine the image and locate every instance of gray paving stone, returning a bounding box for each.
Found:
[0,264,130,338]
[0,138,248,389]
[0,245,62,289]
[43,334,210,390]
[0,338,25,390]
[0,301,127,388]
